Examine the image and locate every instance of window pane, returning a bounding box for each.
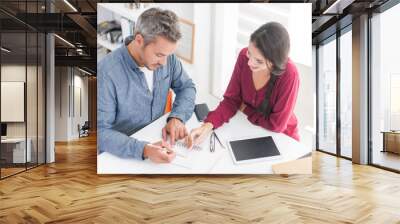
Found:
[1,30,28,177]
[371,3,400,171]
[340,29,352,158]
[318,38,337,154]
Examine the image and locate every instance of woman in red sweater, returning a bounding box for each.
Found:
[186,22,300,148]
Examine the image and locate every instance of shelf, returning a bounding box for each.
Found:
[97,3,156,52]
[97,35,121,51]
[98,3,155,22]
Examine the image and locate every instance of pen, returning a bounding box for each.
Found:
[149,143,174,154]
[161,147,174,154]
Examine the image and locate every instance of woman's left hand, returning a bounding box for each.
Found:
[185,122,213,149]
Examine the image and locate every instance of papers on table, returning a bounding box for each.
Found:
[170,141,203,169]
[173,141,201,157]
[163,139,224,171]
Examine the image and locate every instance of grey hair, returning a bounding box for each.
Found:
[134,8,182,45]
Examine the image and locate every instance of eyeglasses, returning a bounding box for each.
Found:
[209,131,224,153]
[210,132,215,153]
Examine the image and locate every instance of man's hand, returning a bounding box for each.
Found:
[162,117,188,145]
[143,140,176,163]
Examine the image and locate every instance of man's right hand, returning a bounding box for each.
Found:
[143,140,176,163]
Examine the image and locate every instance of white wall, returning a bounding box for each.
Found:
[55,67,89,141]
[191,3,212,96]
[1,82,25,123]
[159,3,194,22]
[294,62,315,150]
[55,66,68,141]
[211,3,239,97]
[72,73,89,138]
[288,4,312,67]
[157,3,213,97]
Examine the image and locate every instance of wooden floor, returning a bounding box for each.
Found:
[373,150,400,171]
[1,163,46,178]
[1,167,26,178]
[1,135,400,223]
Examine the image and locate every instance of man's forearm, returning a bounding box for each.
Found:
[169,86,196,123]
[98,127,149,159]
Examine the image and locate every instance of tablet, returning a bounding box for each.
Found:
[227,136,282,164]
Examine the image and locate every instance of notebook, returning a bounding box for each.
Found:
[227,136,281,164]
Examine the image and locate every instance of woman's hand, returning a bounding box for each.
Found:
[185,122,214,149]
[240,102,247,112]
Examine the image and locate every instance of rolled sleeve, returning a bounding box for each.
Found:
[168,54,196,123]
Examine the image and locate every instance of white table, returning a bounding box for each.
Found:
[1,138,32,163]
[98,94,311,174]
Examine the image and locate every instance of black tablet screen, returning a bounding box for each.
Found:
[229,136,280,161]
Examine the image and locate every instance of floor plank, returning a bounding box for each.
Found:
[1,134,400,223]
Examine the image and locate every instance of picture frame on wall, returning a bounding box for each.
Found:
[176,18,195,64]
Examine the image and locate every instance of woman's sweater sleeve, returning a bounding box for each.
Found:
[204,51,246,129]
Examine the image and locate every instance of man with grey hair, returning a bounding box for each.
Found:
[98,8,196,163]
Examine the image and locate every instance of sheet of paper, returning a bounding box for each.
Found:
[171,156,192,169]
[170,141,203,169]
[173,141,201,157]
[170,139,224,172]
